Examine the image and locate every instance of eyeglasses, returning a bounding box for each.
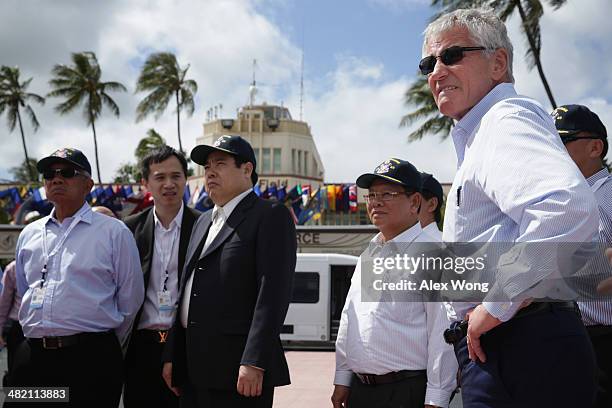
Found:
[560,135,604,145]
[42,168,88,180]
[364,191,413,203]
[419,46,487,75]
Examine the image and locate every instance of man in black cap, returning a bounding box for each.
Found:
[419,173,444,242]
[553,104,612,408]
[162,135,296,408]
[331,158,456,408]
[11,148,143,408]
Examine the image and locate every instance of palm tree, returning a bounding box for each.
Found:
[10,158,40,183]
[400,76,454,141]
[135,52,197,154]
[135,128,166,163]
[431,0,568,109]
[47,51,127,184]
[0,66,45,182]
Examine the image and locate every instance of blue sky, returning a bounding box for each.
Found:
[1,0,611,184]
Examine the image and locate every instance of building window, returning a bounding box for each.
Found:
[292,149,296,173]
[273,148,281,173]
[253,148,259,165]
[304,152,309,176]
[262,148,271,172]
[291,272,320,303]
[298,150,302,175]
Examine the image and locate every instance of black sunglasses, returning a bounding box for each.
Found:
[42,168,88,180]
[560,135,604,145]
[419,46,487,75]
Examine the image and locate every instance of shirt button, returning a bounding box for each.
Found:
[192,292,198,297]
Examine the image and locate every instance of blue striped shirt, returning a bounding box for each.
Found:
[579,167,612,325]
[15,203,144,344]
[442,83,599,322]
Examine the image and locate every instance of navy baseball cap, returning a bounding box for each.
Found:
[37,148,92,175]
[421,173,443,202]
[191,135,258,184]
[552,104,607,139]
[356,158,422,191]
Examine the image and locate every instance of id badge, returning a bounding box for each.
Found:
[30,287,46,309]
[158,291,173,311]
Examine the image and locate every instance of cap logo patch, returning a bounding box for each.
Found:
[551,106,568,122]
[374,160,395,175]
[54,148,75,158]
[214,135,231,147]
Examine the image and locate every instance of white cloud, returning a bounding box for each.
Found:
[368,0,429,13]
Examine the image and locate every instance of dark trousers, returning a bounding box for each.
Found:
[455,308,596,408]
[179,384,274,408]
[124,330,179,408]
[4,331,123,408]
[2,319,24,386]
[347,373,426,408]
[586,325,612,408]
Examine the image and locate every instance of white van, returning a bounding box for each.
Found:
[281,253,359,348]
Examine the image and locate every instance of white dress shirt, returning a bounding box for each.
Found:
[442,83,598,322]
[335,222,457,408]
[138,203,183,330]
[180,188,253,328]
[423,222,442,242]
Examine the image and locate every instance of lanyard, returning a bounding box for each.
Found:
[40,214,82,288]
[154,224,179,292]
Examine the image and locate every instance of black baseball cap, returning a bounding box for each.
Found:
[356,158,422,191]
[552,104,607,139]
[191,135,258,184]
[421,173,443,203]
[37,148,92,175]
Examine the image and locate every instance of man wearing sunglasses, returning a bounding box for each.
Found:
[10,148,144,408]
[331,158,457,408]
[553,104,612,408]
[423,8,599,408]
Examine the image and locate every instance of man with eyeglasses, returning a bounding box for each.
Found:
[9,148,144,408]
[553,104,612,408]
[422,8,598,407]
[331,158,457,408]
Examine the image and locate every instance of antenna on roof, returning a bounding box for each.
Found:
[249,59,258,107]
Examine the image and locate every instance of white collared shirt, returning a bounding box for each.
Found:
[423,221,442,242]
[334,222,457,407]
[138,203,184,330]
[180,188,253,328]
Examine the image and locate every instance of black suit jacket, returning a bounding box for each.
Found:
[124,205,201,331]
[164,192,296,391]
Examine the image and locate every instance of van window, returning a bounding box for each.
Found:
[291,272,320,303]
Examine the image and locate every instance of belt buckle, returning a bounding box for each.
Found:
[157,330,168,343]
[358,374,374,385]
[42,337,61,349]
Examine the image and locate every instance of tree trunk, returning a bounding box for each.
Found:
[176,90,183,154]
[16,108,35,182]
[90,119,102,185]
[516,0,557,109]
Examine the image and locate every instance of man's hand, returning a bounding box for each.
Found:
[162,362,181,396]
[465,305,502,363]
[597,248,612,294]
[331,384,350,408]
[237,365,264,397]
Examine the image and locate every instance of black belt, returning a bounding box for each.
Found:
[586,324,612,337]
[355,370,426,386]
[135,329,169,344]
[28,330,113,350]
[444,302,578,345]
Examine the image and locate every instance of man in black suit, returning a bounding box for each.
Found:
[124,145,200,408]
[162,135,296,408]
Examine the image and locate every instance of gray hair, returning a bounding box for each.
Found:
[423,8,514,82]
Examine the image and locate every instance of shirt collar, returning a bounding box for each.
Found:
[48,202,92,226]
[153,202,184,231]
[371,221,423,245]
[451,82,517,166]
[213,188,253,220]
[586,167,610,187]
